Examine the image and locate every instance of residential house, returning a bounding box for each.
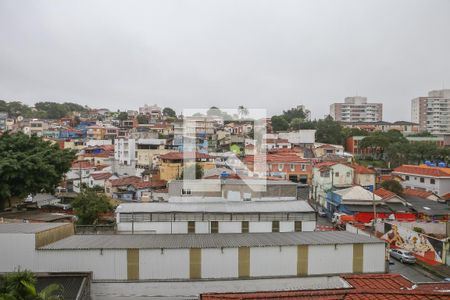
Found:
[158,152,215,181]
[326,186,384,222]
[313,144,343,157]
[139,104,162,120]
[340,121,420,135]
[88,172,114,189]
[65,160,97,192]
[105,176,167,201]
[351,164,376,191]
[86,125,119,140]
[135,138,173,169]
[264,138,291,151]
[311,162,354,206]
[392,164,450,197]
[168,179,298,201]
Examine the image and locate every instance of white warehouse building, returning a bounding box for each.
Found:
[0,223,386,281]
[115,200,317,234]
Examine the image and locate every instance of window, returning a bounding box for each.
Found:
[420,178,425,183]
[321,171,330,178]
[294,221,302,232]
[346,172,351,177]
[182,188,192,195]
[272,221,280,232]
[278,164,284,171]
[188,221,195,233]
[211,221,219,233]
[430,178,435,184]
[290,164,295,171]
[335,172,340,177]
[405,176,410,180]
[241,221,249,233]
[301,164,306,171]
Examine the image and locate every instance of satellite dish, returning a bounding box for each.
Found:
[17,116,23,122]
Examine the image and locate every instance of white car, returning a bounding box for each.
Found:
[389,249,416,264]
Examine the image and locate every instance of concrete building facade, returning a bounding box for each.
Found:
[0,223,386,281]
[330,96,383,122]
[412,89,450,134]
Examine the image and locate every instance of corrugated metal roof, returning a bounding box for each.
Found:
[40,231,383,250]
[0,223,67,234]
[115,200,315,213]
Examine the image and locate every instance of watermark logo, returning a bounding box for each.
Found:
[180,108,268,193]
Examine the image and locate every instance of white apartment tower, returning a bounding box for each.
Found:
[330,96,383,122]
[114,138,136,165]
[411,89,450,134]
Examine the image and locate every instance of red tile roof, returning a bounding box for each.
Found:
[90,172,113,180]
[351,164,376,174]
[317,144,337,149]
[71,160,95,169]
[374,188,396,200]
[403,188,435,199]
[442,193,450,200]
[393,165,450,177]
[131,180,167,189]
[265,138,289,144]
[243,154,308,164]
[109,176,141,187]
[378,175,404,183]
[160,152,211,160]
[200,273,450,300]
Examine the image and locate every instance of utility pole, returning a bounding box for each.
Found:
[372,185,377,233]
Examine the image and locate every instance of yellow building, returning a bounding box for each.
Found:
[159,152,215,181]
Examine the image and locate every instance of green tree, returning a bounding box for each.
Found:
[0,133,76,209]
[162,107,176,118]
[289,118,303,130]
[341,127,369,140]
[117,112,128,121]
[281,107,307,123]
[136,114,149,124]
[271,115,289,132]
[315,116,344,145]
[0,270,62,300]
[72,188,113,225]
[381,179,404,195]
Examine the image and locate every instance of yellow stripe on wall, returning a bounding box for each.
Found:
[190,248,202,279]
[238,247,250,278]
[297,245,308,276]
[127,249,139,280]
[353,243,364,273]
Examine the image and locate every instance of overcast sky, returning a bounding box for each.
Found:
[1,0,449,121]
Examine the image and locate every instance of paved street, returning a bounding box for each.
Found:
[388,260,442,283]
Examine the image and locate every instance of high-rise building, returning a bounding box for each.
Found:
[330,96,383,122]
[411,89,450,134]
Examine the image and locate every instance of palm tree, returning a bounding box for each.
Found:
[0,270,62,300]
[238,106,249,119]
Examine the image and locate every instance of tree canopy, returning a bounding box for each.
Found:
[0,100,87,119]
[381,180,404,195]
[162,107,176,118]
[0,133,76,209]
[271,115,289,132]
[72,188,113,225]
[117,112,129,121]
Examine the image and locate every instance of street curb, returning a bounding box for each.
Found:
[415,260,448,279]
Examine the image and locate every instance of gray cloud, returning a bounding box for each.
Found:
[1,0,449,120]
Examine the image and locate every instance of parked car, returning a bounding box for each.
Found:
[318,208,327,217]
[389,249,416,264]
